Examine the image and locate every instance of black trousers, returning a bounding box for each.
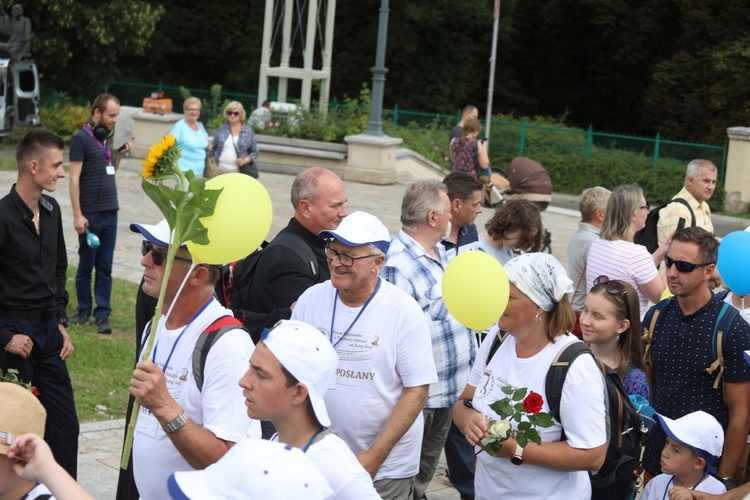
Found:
[0,316,79,478]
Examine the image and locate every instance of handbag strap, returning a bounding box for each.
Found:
[571,261,587,305]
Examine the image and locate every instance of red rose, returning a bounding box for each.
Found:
[523,392,543,414]
[31,386,40,397]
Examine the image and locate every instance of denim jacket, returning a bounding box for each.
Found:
[211,123,259,163]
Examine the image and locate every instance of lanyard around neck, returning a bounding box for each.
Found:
[152,298,214,373]
[329,277,381,348]
[662,472,708,500]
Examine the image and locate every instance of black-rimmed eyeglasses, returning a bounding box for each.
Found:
[324,241,379,267]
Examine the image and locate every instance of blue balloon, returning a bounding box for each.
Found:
[717,231,750,296]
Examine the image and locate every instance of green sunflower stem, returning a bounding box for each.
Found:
[119,235,181,470]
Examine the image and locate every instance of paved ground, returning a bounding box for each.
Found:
[2,157,745,499]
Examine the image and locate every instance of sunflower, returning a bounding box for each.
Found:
[142,135,179,179]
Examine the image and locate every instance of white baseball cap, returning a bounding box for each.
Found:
[655,410,724,472]
[167,438,333,499]
[318,211,390,254]
[261,320,338,427]
[129,219,173,247]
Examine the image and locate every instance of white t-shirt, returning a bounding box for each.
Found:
[468,333,607,500]
[24,483,54,499]
[133,299,260,500]
[723,291,750,325]
[640,473,726,499]
[272,432,380,500]
[292,279,437,481]
[218,134,240,174]
[586,238,659,319]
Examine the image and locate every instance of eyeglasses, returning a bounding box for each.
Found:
[592,275,631,320]
[227,111,240,116]
[664,256,714,273]
[639,204,651,211]
[141,240,192,266]
[324,242,379,267]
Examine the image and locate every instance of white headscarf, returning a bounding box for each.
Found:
[504,253,573,311]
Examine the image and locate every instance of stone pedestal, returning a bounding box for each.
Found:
[131,112,183,159]
[344,133,402,185]
[725,127,750,213]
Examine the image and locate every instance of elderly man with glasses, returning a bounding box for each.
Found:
[126,219,260,500]
[641,227,750,492]
[292,211,437,500]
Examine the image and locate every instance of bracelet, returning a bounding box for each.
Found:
[4,338,12,352]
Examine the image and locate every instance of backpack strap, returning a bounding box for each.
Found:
[193,315,245,391]
[671,198,696,227]
[642,298,673,367]
[715,289,731,301]
[271,232,319,279]
[545,340,594,423]
[706,302,739,389]
[485,328,508,365]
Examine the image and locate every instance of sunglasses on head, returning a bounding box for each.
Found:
[227,111,240,116]
[141,240,191,266]
[664,256,714,273]
[592,275,631,319]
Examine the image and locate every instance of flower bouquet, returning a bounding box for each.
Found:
[479,385,555,457]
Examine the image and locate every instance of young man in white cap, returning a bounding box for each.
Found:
[128,219,260,500]
[167,438,332,500]
[641,410,727,498]
[292,211,437,499]
[239,319,379,499]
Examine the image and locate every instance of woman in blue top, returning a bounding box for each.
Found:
[211,101,259,178]
[580,276,651,400]
[169,97,208,176]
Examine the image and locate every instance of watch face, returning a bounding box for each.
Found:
[511,455,523,466]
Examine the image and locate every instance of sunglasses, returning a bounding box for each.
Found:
[141,240,191,266]
[592,275,631,319]
[664,256,714,273]
[227,111,240,116]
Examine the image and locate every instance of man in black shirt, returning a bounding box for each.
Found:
[0,130,78,478]
[245,167,348,328]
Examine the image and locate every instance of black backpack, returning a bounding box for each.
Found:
[633,198,695,254]
[487,334,644,499]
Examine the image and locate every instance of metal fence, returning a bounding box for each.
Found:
[106,80,727,178]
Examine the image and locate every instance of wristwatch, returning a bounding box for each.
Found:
[162,413,188,433]
[716,476,735,490]
[463,398,473,409]
[510,443,524,465]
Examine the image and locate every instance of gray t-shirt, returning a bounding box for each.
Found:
[567,221,600,312]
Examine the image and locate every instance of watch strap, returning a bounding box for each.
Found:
[511,442,524,465]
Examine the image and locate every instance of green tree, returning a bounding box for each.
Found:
[25,0,164,97]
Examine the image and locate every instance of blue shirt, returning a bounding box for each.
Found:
[381,230,476,408]
[170,119,208,176]
[642,294,750,474]
[441,223,480,261]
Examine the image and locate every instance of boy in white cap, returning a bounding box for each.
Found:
[167,439,332,500]
[641,410,727,499]
[239,319,379,499]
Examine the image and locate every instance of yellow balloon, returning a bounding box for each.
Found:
[187,173,273,265]
[660,287,673,301]
[442,251,510,331]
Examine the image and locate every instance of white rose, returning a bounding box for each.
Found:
[488,419,511,440]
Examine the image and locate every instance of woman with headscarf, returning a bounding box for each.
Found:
[453,253,607,499]
[211,101,260,178]
[169,96,209,177]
